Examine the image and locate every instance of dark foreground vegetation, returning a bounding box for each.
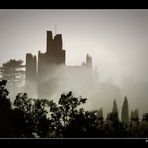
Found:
[0,80,148,138]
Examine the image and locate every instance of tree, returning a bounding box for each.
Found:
[112,99,118,120]
[13,93,35,137]
[10,108,27,137]
[140,113,148,137]
[13,93,50,138]
[121,96,129,125]
[0,59,25,98]
[31,99,50,137]
[48,91,87,137]
[58,91,87,126]
[0,80,11,137]
[0,80,11,111]
[112,99,118,113]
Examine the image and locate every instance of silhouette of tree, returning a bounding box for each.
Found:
[0,59,25,97]
[112,99,118,113]
[10,108,28,137]
[13,93,35,137]
[112,99,119,120]
[0,80,11,110]
[95,108,104,129]
[103,111,127,137]
[13,93,50,137]
[139,113,148,137]
[0,80,11,137]
[121,96,129,125]
[130,109,139,133]
[31,99,50,137]
[48,91,87,137]
[1,82,148,138]
[58,91,87,126]
[63,109,102,138]
[48,100,63,137]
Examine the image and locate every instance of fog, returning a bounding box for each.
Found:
[41,64,148,119]
[28,63,121,119]
[1,9,148,119]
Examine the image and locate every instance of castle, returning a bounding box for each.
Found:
[25,31,93,99]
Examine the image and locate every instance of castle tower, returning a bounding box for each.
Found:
[47,31,53,53]
[46,31,65,65]
[86,54,92,67]
[37,31,66,99]
[25,53,37,97]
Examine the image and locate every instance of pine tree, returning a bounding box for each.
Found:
[112,99,119,121]
[112,99,118,113]
[121,96,129,125]
[0,59,25,98]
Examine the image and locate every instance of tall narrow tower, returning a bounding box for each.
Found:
[46,31,65,64]
[37,31,66,99]
[25,53,37,97]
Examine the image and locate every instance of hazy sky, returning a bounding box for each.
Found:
[1,9,148,84]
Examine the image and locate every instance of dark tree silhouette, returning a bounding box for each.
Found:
[112,99,118,114]
[0,80,11,110]
[10,108,28,137]
[64,109,105,138]
[139,113,148,137]
[121,96,129,125]
[13,93,50,137]
[112,99,119,121]
[0,80,11,137]
[48,91,87,137]
[58,91,87,126]
[0,81,148,138]
[31,99,50,137]
[13,93,35,137]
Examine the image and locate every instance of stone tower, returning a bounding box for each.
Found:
[37,31,66,99]
[25,53,37,97]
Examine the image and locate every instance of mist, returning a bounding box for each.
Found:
[26,63,121,119]
[35,63,148,119]
[1,10,148,119]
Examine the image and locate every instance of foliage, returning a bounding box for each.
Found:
[0,80,11,137]
[0,80,11,111]
[14,93,50,137]
[48,91,87,137]
[0,80,148,138]
[0,59,25,89]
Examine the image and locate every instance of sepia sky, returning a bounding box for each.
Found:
[0,9,148,84]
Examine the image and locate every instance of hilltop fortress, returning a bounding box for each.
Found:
[25,31,93,99]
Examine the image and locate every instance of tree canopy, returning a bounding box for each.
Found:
[0,80,148,138]
[0,59,25,89]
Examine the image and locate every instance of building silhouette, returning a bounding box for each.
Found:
[25,31,93,99]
